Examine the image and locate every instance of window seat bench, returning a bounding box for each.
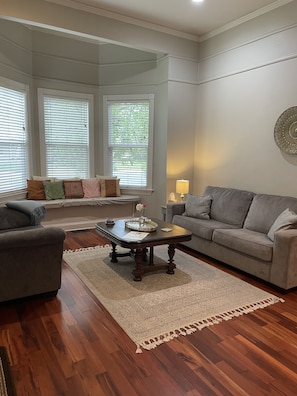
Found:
[39,195,140,231]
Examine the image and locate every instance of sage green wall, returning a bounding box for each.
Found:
[195,0,297,197]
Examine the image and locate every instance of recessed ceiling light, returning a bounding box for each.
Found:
[192,0,204,3]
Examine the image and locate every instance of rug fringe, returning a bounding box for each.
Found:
[135,296,284,353]
[63,245,110,254]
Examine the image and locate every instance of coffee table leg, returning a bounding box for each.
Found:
[110,242,118,263]
[167,244,176,274]
[132,248,143,281]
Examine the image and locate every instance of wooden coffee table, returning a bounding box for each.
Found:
[96,219,192,281]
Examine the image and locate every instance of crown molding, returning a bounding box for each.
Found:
[45,0,200,43]
[200,0,294,41]
[45,0,294,44]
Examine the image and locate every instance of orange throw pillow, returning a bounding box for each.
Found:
[27,179,46,200]
[99,179,120,197]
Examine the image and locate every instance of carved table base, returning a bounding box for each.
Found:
[109,242,176,281]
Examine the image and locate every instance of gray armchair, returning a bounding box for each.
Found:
[0,203,66,302]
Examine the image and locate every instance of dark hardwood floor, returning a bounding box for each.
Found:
[1,229,297,395]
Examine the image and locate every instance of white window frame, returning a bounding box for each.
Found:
[38,88,94,178]
[0,77,31,200]
[103,94,154,193]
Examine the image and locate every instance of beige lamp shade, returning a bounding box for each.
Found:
[176,179,189,200]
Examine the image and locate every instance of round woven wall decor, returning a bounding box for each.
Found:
[274,106,297,154]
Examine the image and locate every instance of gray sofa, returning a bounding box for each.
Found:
[166,186,297,290]
[0,201,66,302]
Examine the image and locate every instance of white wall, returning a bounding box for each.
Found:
[0,1,199,217]
[195,1,297,197]
[4,0,297,213]
[166,55,197,199]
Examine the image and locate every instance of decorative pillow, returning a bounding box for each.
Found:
[43,180,65,200]
[82,178,100,198]
[184,194,212,220]
[5,200,46,225]
[63,180,84,199]
[99,178,121,197]
[267,208,297,241]
[27,179,47,200]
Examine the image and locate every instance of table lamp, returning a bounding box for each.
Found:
[176,179,189,201]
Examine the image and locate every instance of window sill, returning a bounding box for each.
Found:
[121,188,153,196]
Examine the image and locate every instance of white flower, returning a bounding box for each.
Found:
[136,203,146,212]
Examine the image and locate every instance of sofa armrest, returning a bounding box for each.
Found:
[270,229,297,290]
[6,200,46,225]
[165,202,185,223]
[0,226,66,249]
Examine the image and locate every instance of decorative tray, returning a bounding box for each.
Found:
[125,219,158,232]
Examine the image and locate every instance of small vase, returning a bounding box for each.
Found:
[139,210,145,228]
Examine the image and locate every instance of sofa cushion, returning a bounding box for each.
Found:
[212,228,273,262]
[173,215,237,241]
[267,208,297,241]
[244,194,297,234]
[6,200,46,225]
[0,207,31,230]
[63,180,84,199]
[184,194,212,220]
[43,180,65,200]
[204,186,255,227]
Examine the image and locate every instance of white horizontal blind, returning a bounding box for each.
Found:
[43,95,89,178]
[0,85,28,195]
[106,98,153,189]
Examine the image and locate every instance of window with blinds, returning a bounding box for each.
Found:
[103,94,154,190]
[0,82,29,196]
[39,89,94,179]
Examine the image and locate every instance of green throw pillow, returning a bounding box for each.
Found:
[43,180,65,200]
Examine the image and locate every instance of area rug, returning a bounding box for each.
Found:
[0,347,16,396]
[63,246,284,353]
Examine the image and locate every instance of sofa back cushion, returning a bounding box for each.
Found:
[204,186,255,227]
[244,193,297,233]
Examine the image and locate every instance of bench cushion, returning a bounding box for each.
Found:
[39,195,139,209]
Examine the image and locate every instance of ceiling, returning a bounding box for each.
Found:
[49,0,291,40]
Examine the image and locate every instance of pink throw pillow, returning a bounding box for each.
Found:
[82,178,100,198]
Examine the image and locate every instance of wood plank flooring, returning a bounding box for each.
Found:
[1,229,297,395]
